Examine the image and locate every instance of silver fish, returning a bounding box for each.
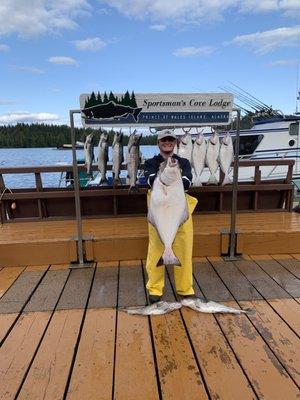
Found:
[127,130,142,193]
[206,131,220,185]
[219,132,234,186]
[192,132,206,187]
[123,301,182,315]
[181,297,247,314]
[177,132,192,162]
[148,157,188,266]
[112,130,124,187]
[97,132,109,184]
[84,133,94,176]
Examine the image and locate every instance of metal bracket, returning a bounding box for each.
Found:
[69,235,94,269]
[220,228,243,261]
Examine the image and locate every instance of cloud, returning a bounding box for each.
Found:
[173,46,215,57]
[0,44,10,52]
[0,99,19,105]
[0,111,60,124]
[99,0,300,26]
[149,24,166,31]
[73,37,107,51]
[230,25,300,53]
[268,58,299,66]
[11,65,44,74]
[0,0,91,37]
[48,56,78,65]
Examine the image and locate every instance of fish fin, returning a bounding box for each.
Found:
[207,174,218,185]
[147,208,156,226]
[162,247,181,267]
[178,203,189,227]
[222,175,231,186]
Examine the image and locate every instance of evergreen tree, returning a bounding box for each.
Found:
[130,91,137,107]
[108,91,116,103]
[122,90,131,106]
[103,92,109,103]
[96,92,103,104]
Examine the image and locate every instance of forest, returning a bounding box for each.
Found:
[0,115,252,148]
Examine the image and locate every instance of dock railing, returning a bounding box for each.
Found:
[0,159,295,223]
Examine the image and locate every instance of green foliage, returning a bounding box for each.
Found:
[0,123,158,148]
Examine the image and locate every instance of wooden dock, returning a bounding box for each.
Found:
[1,212,300,266]
[0,255,299,399]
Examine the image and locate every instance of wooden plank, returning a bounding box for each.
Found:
[88,266,118,309]
[24,269,70,312]
[66,267,118,399]
[0,311,51,400]
[271,256,300,279]
[0,268,48,314]
[56,268,94,310]
[0,313,19,343]
[237,258,300,334]
[212,259,300,386]
[118,262,146,307]
[255,258,300,298]
[66,309,116,400]
[166,268,255,400]
[151,312,209,400]
[17,309,84,400]
[114,312,159,400]
[181,308,256,400]
[0,266,25,298]
[195,259,300,399]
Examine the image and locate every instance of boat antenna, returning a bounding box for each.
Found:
[296,63,300,114]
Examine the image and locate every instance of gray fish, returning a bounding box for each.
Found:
[177,132,193,162]
[206,131,220,185]
[97,132,109,184]
[123,301,182,315]
[181,297,247,314]
[127,130,142,193]
[112,130,124,187]
[219,132,234,186]
[84,133,94,176]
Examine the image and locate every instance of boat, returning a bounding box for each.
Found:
[57,141,84,150]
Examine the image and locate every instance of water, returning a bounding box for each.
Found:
[0,146,158,188]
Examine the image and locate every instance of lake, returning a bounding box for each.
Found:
[0,146,158,188]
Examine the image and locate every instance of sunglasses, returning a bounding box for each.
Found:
[160,137,176,143]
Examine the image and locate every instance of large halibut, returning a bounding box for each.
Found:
[148,157,189,266]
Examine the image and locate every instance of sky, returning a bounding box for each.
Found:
[0,0,299,127]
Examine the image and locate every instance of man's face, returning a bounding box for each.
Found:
[158,137,176,153]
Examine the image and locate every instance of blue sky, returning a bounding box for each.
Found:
[0,0,299,126]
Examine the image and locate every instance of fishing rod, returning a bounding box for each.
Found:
[222,85,265,111]
[228,81,272,110]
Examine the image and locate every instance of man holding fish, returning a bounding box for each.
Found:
[144,129,198,304]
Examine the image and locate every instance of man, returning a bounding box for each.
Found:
[144,129,198,304]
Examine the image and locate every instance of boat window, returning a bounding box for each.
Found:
[233,134,264,155]
[289,122,299,136]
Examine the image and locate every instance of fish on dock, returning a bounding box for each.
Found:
[206,131,220,185]
[97,131,109,184]
[84,133,94,176]
[112,130,124,187]
[122,301,182,315]
[148,157,188,266]
[192,131,206,186]
[177,132,193,162]
[127,130,142,193]
[219,132,234,186]
[181,297,248,314]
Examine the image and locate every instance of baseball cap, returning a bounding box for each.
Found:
[157,129,177,141]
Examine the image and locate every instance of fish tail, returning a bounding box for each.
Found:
[162,247,181,266]
[207,174,218,185]
[222,175,231,186]
[193,176,202,187]
[132,108,140,122]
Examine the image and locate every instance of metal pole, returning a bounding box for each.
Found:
[228,108,241,259]
[70,109,84,265]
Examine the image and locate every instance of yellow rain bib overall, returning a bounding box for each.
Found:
[146,193,198,297]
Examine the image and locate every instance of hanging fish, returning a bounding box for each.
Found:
[97,131,109,184]
[84,133,94,176]
[127,130,142,193]
[191,131,206,186]
[219,132,234,186]
[177,132,192,162]
[112,130,124,187]
[206,131,220,185]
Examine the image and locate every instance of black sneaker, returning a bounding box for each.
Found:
[149,295,162,304]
